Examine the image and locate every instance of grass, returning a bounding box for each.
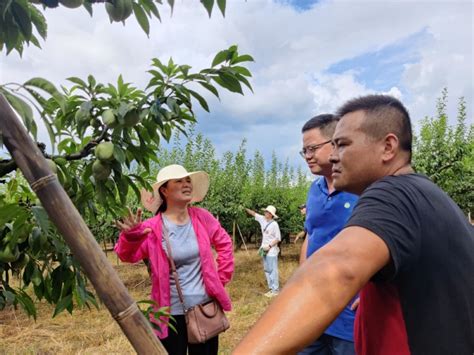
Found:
[0,243,301,354]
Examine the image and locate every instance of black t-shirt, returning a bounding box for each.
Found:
[346,174,474,355]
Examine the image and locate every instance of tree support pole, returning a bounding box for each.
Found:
[0,95,166,354]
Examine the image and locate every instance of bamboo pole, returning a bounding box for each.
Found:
[0,95,166,354]
[236,223,250,256]
[232,220,236,248]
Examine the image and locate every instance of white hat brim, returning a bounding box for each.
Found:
[141,171,209,213]
[261,207,278,219]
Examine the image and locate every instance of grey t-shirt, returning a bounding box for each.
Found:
[162,215,211,315]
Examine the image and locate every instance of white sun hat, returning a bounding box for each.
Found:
[140,164,209,213]
[262,205,278,219]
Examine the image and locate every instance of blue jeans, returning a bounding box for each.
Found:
[298,334,355,355]
[262,255,279,292]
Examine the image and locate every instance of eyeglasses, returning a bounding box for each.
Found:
[299,140,332,158]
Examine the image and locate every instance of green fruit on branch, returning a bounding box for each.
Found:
[102,109,118,128]
[59,0,83,8]
[0,244,20,263]
[92,160,112,181]
[17,232,29,244]
[105,0,133,22]
[95,142,115,162]
[31,267,42,286]
[123,109,141,127]
[75,108,90,124]
[55,157,67,166]
[46,159,58,174]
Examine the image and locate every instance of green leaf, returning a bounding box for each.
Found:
[217,0,225,16]
[211,49,228,67]
[23,77,66,112]
[11,1,32,42]
[83,0,93,16]
[232,54,255,65]
[188,89,209,112]
[2,290,15,304]
[4,19,20,55]
[17,290,37,320]
[150,58,169,77]
[113,144,126,164]
[215,72,243,94]
[232,66,252,77]
[201,0,213,17]
[1,0,14,19]
[125,175,141,202]
[3,92,37,139]
[167,0,174,14]
[140,0,160,21]
[32,206,50,232]
[133,2,150,36]
[235,73,253,93]
[197,81,220,98]
[24,77,60,96]
[53,294,72,317]
[29,5,47,40]
[29,33,41,48]
[87,74,96,89]
[147,69,164,82]
[67,77,87,88]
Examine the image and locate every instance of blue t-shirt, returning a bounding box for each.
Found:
[305,177,359,341]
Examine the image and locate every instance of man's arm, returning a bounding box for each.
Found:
[233,226,390,354]
[299,235,308,265]
[245,208,256,217]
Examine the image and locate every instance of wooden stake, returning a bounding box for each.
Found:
[236,223,250,256]
[0,95,166,354]
[232,220,236,248]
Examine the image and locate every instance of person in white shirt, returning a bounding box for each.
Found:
[245,205,282,297]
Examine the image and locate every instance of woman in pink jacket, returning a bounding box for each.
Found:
[115,164,234,355]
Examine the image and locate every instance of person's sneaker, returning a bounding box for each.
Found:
[264,291,279,298]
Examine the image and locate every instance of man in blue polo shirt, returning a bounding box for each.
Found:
[299,114,358,355]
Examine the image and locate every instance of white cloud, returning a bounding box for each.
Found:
[1,0,472,170]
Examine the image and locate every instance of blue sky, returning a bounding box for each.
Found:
[277,0,320,11]
[327,29,429,94]
[1,0,472,172]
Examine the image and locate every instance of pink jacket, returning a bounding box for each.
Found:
[114,207,234,339]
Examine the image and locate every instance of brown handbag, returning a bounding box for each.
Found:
[162,221,230,344]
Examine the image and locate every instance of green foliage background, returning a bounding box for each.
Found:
[143,129,310,246]
[413,89,473,215]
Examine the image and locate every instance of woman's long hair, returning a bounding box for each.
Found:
[155,182,168,215]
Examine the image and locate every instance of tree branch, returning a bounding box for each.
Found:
[0,129,108,178]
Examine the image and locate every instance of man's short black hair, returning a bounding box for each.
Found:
[298,204,306,209]
[301,114,339,139]
[336,95,412,160]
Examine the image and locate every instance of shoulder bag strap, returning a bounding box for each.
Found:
[264,220,274,232]
[161,218,187,312]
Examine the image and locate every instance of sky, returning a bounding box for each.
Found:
[1,0,473,171]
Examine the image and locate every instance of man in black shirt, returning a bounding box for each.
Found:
[235,95,474,354]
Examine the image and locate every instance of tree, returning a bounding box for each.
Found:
[0,0,255,319]
[413,88,473,215]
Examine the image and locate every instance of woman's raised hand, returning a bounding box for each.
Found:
[115,207,151,235]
